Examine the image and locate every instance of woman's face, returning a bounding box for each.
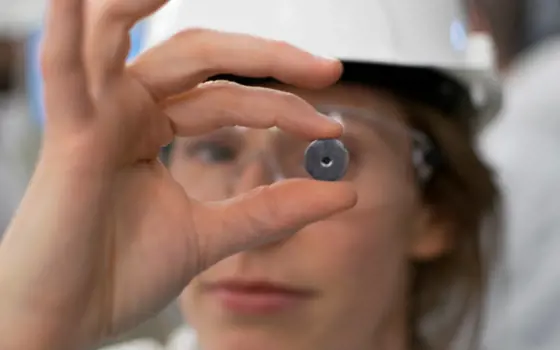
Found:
[169,84,448,350]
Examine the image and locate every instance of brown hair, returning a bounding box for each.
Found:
[198,64,501,350]
[333,62,501,349]
[399,95,501,350]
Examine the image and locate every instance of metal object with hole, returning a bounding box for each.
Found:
[304,139,349,181]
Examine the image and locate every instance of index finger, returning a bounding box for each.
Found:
[41,0,92,122]
[127,29,342,100]
[164,81,343,139]
[42,0,84,73]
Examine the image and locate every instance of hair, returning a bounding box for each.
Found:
[402,96,500,350]
[470,0,560,67]
[333,63,501,350]
[164,62,501,350]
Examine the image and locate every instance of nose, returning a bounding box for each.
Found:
[228,148,294,254]
[230,151,283,195]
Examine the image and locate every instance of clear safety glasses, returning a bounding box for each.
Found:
[172,105,437,192]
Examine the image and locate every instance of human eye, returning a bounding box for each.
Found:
[185,140,237,164]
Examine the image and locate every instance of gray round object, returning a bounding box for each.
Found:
[304,139,349,181]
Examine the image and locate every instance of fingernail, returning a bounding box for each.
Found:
[319,112,345,128]
[314,53,339,62]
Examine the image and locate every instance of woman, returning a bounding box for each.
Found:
[0,1,500,350]
[100,0,502,349]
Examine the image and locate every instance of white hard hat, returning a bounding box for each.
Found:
[144,0,502,127]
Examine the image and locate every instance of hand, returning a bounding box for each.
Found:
[0,0,357,349]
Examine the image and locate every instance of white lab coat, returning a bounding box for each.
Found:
[100,326,199,350]
[481,36,560,350]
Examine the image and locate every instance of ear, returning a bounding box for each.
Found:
[408,207,454,260]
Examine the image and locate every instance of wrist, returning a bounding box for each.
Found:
[0,146,113,350]
[38,138,116,182]
[0,311,84,350]
[0,279,105,350]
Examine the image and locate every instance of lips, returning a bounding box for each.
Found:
[203,279,315,315]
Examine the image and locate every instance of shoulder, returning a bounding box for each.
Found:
[479,43,560,171]
[98,326,198,350]
[166,326,199,350]
[97,339,164,350]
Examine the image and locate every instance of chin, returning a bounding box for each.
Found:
[198,328,299,350]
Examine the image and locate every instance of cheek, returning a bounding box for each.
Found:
[304,203,412,296]
[296,193,417,336]
[294,216,408,350]
[313,174,417,281]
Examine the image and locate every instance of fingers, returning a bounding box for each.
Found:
[41,0,93,123]
[163,81,343,139]
[128,29,343,100]
[85,0,168,88]
[191,180,357,269]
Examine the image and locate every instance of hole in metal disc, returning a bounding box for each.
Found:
[321,157,333,167]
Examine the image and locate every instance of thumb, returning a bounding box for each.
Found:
[190,179,357,270]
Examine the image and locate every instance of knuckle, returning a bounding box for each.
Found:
[40,46,78,79]
[201,80,241,95]
[92,0,125,25]
[269,38,287,49]
[274,91,308,121]
[204,80,249,110]
[172,28,212,51]
[270,39,296,53]
[174,27,210,39]
[197,81,245,114]
[172,28,217,68]
[277,90,302,106]
[39,47,56,76]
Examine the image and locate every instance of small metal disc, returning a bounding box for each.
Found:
[304,139,349,181]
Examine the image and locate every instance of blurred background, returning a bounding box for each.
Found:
[2,1,560,349]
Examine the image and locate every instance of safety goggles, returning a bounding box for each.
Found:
[172,104,438,190]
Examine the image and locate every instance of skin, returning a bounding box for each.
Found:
[171,84,451,350]
[0,0,360,349]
